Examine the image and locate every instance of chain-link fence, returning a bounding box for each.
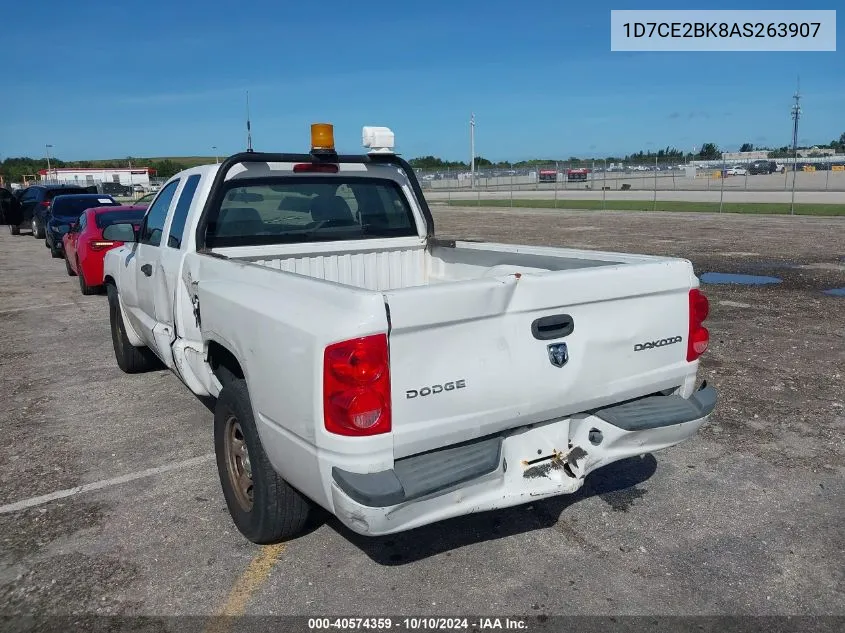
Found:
[414,156,845,214]
[414,157,845,194]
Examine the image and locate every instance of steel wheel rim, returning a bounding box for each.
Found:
[224,414,254,512]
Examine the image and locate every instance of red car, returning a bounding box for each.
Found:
[63,205,146,295]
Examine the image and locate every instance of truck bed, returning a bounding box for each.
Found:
[215,239,666,291]
[196,238,697,458]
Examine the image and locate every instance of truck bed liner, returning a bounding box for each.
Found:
[232,242,622,291]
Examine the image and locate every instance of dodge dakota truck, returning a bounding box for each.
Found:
[101,123,716,543]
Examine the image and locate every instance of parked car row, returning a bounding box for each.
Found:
[2,185,152,295]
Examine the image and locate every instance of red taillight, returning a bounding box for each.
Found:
[40,201,50,207]
[89,240,118,251]
[323,334,391,436]
[687,288,710,362]
[293,163,339,173]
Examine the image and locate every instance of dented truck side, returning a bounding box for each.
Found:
[102,138,716,542]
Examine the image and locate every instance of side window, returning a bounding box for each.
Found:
[167,174,201,249]
[140,180,179,247]
[78,214,87,230]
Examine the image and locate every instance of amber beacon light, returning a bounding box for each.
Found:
[311,123,335,152]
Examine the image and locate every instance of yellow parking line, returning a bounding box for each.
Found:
[204,542,287,633]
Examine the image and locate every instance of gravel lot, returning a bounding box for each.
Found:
[1,206,843,630]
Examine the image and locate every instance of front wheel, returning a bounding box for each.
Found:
[106,284,161,373]
[32,218,44,239]
[9,224,20,235]
[64,256,77,276]
[214,378,312,544]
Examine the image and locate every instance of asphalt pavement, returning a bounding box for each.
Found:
[0,212,843,629]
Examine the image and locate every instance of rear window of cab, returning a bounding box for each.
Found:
[205,176,417,248]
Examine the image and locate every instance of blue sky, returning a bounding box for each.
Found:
[1,0,842,162]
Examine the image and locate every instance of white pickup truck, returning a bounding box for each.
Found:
[102,124,716,543]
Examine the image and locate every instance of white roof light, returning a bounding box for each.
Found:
[362,126,395,154]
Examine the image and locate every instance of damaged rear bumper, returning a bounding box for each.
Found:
[330,382,717,536]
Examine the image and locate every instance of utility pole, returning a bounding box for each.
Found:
[246,91,253,152]
[790,79,801,216]
[470,112,476,190]
[212,146,219,164]
[45,144,53,182]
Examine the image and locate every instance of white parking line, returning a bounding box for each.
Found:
[0,453,216,514]
[0,302,82,315]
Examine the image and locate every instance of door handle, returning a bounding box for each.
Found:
[141,264,153,277]
[531,314,575,340]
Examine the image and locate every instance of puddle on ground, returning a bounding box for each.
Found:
[823,288,845,297]
[700,272,782,286]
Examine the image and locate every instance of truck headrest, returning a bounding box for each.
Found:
[216,207,264,237]
[309,195,353,224]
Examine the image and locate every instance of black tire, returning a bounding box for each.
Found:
[214,378,312,544]
[50,245,62,258]
[106,284,160,373]
[9,224,20,235]
[32,217,44,239]
[78,261,99,294]
[65,256,77,276]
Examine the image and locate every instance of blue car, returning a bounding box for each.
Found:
[44,194,121,258]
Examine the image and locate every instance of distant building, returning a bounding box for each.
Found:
[797,147,837,157]
[722,151,769,161]
[723,147,838,162]
[38,167,155,186]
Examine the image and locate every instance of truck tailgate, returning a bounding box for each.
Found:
[384,259,697,458]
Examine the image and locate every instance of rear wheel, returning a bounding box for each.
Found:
[214,378,312,544]
[106,284,160,373]
[78,260,99,294]
[8,224,20,235]
[50,244,62,258]
[32,218,44,239]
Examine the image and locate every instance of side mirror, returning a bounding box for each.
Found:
[102,222,138,243]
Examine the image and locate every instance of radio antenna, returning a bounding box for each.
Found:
[246,90,254,153]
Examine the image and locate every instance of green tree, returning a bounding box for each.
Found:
[767,146,792,158]
[408,155,468,170]
[828,133,845,151]
[739,143,754,152]
[149,159,181,179]
[698,143,721,160]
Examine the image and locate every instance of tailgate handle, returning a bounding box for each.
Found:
[531,314,574,340]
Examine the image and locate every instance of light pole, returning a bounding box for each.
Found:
[45,144,53,182]
[790,83,801,216]
[212,146,219,164]
[470,112,476,190]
